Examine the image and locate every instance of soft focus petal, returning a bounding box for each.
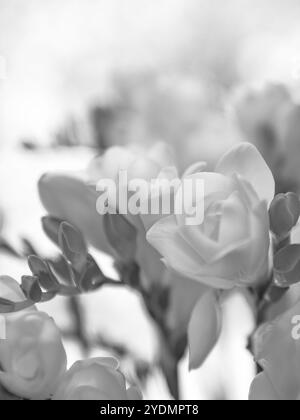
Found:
[188,291,222,370]
[127,386,143,400]
[0,276,26,303]
[165,270,208,334]
[38,173,110,253]
[249,373,279,401]
[254,300,300,400]
[216,143,275,206]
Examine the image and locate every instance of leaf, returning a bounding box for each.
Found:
[58,222,87,272]
[188,291,222,371]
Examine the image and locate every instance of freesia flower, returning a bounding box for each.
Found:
[0,311,67,400]
[53,357,142,400]
[147,143,274,289]
[249,300,300,400]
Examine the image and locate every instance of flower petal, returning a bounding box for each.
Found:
[249,373,279,400]
[216,143,275,206]
[188,292,222,370]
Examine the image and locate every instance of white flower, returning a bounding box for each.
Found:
[0,311,67,400]
[53,357,142,400]
[147,143,274,289]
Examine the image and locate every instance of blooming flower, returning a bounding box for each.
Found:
[249,300,300,400]
[147,143,274,289]
[0,311,67,400]
[53,357,142,400]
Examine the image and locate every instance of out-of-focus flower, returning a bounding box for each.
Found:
[147,143,274,289]
[0,276,27,303]
[234,84,294,191]
[250,300,300,400]
[269,193,300,240]
[0,311,67,400]
[235,84,291,146]
[0,207,4,233]
[235,84,291,162]
[188,291,222,370]
[53,357,142,400]
[282,105,300,188]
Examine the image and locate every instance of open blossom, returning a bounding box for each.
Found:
[53,357,142,400]
[0,311,67,400]
[147,143,274,289]
[250,300,300,400]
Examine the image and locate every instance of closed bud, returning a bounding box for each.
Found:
[0,297,14,313]
[21,276,42,303]
[28,255,59,292]
[103,214,137,262]
[41,216,62,246]
[79,255,107,292]
[58,222,87,273]
[269,193,300,239]
[274,244,300,287]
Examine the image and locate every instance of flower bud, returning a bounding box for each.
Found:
[269,193,300,239]
[53,357,142,400]
[274,244,300,287]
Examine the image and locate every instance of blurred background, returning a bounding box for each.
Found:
[1,0,300,400]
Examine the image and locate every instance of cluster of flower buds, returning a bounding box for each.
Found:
[0,217,121,314]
